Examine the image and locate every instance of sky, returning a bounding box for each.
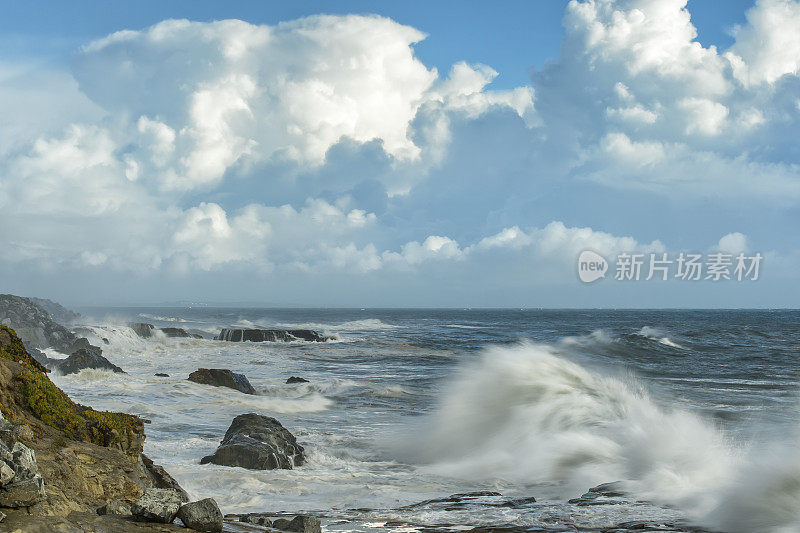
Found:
[1,0,799,307]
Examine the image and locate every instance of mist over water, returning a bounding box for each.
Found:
[50,308,800,531]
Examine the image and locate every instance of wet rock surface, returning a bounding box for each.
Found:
[177,498,223,532]
[200,413,305,470]
[217,328,329,342]
[53,347,125,375]
[286,376,310,384]
[188,368,257,395]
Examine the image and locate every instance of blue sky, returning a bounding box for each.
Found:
[1,0,799,307]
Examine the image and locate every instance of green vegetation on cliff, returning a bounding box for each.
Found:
[0,325,144,453]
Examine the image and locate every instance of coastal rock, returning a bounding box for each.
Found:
[66,337,103,358]
[155,373,169,377]
[239,513,272,526]
[273,518,292,529]
[200,413,305,470]
[0,294,78,353]
[27,297,80,324]
[130,323,156,338]
[281,515,322,533]
[176,498,223,532]
[188,368,256,395]
[54,348,125,375]
[217,328,329,343]
[131,488,185,523]
[286,376,309,384]
[97,500,131,516]
[0,475,45,507]
[161,327,194,338]
[0,461,14,486]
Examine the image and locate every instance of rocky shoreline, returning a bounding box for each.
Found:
[0,295,715,533]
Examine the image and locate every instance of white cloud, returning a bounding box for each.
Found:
[715,232,749,255]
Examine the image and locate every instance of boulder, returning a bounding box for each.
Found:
[53,348,124,375]
[131,488,185,523]
[273,518,292,529]
[217,328,329,342]
[200,413,305,470]
[240,513,272,526]
[286,376,309,384]
[96,500,131,516]
[129,323,156,338]
[282,515,322,533]
[176,498,223,532]
[154,373,170,377]
[188,369,256,395]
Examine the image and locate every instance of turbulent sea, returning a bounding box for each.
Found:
[50,309,800,532]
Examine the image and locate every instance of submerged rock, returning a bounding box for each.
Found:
[177,498,223,532]
[161,327,202,339]
[200,413,305,470]
[154,373,169,377]
[131,488,185,523]
[54,348,125,375]
[217,328,329,342]
[188,368,256,395]
[286,376,309,384]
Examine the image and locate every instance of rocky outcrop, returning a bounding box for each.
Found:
[200,413,305,470]
[27,297,81,324]
[286,376,309,384]
[130,323,203,340]
[130,323,156,338]
[66,337,103,358]
[188,368,256,395]
[0,294,77,352]
[177,498,223,532]
[53,348,125,375]
[131,488,186,523]
[217,328,329,342]
[141,454,189,501]
[0,324,193,531]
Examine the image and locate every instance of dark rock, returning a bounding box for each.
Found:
[141,454,189,502]
[272,518,292,529]
[200,413,305,470]
[130,323,156,338]
[102,338,110,344]
[66,337,103,358]
[131,488,184,523]
[217,328,329,342]
[155,373,170,378]
[286,376,309,384]
[161,327,190,338]
[239,513,272,526]
[568,481,629,506]
[281,515,322,533]
[53,348,125,375]
[97,500,131,516]
[188,368,256,395]
[177,498,223,532]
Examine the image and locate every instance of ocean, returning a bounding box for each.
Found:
[49,308,800,532]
